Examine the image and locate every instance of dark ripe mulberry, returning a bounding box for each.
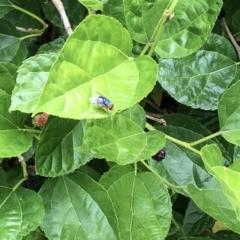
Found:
[152,147,166,162]
[22,175,43,192]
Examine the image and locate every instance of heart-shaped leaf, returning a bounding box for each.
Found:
[39,172,118,240]
[158,50,240,110]
[156,0,223,58]
[219,80,240,145]
[77,112,165,164]
[35,117,93,177]
[33,15,158,119]
[107,171,172,239]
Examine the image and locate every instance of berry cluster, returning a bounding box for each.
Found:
[22,175,42,192]
[152,147,166,162]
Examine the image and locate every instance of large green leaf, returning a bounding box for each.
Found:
[107,171,172,240]
[219,80,240,145]
[35,117,93,177]
[77,112,165,164]
[156,0,223,58]
[158,50,240,110]
[188,178,240,234]
[10,54,58,113]
[33,15,157,119]
[201,144,240,219]
[39,172,118,240]
[0,186,44,240]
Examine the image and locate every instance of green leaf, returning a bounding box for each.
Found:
[0,34,27,65]
[10,53,58,113]
[183,200,214,235]
[103,0,126,27]
[22,230,38,240]
[0,90,32,157]
[35,117,93,177]
[99,164,133,190]
[39,172,118,240]
[158,50,240,110]
[0,19,20,36]
[0,62,17,94]
[219,80,240,145]
[201,145,240,220]
[0,187,44,239]
[215,231,240,240]
[33,15,157,119]
[78,0,103,12]
[151,122,217,196]
[120,103,146,129]
[77,112,165,164]
[201,33,237,61]
[123,0,169,44]
[107,172,172,239]
[37,37,65,54]
[0,0,12,18]
[156,0,223,58]
[188,178,240,234]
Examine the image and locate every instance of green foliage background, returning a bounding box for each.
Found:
[0,0,240,239]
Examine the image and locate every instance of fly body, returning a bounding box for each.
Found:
[89,92,114,110]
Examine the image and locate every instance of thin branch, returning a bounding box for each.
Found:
[221,18,240,60]
[51,0,73,35]
[146,114,167,126]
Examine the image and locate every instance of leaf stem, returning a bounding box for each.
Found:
[188,131,222,147]
[24,128,42,134]
[13,157,28,191]
[172,215,187,239]
[141,160,187,189]
[140,43,151,56]
[20,33,43,41]
[145,122,201,155]
[11,4,47,28]
[147,0,179,57]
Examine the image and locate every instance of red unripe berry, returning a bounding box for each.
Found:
[32,113,49,128]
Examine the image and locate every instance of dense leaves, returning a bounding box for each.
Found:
[1,0,240,239]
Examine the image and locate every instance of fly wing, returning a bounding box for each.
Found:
[89,96,104,105]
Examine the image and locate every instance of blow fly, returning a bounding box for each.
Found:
[89,92,114,110]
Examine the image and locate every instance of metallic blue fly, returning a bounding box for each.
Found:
[89,92,114,110]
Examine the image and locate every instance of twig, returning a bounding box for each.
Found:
[221,18,240,60]
[51,0,73,35]
[146,114,167,126]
